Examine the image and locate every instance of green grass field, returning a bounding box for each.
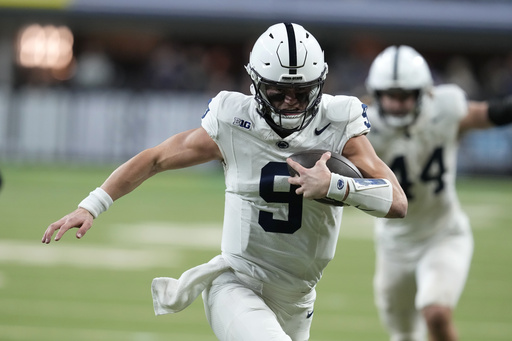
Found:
[0,164,511,340]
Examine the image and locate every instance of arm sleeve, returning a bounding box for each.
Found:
[326,174,392,218]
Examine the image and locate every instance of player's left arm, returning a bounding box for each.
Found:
[342,135,408,219]
[459,96,512,134]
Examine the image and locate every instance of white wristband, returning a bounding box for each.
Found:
[326,173,349,202]
[78,187,113,219]
[327,174,392,218]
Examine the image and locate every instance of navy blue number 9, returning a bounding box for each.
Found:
[258,162,303,234]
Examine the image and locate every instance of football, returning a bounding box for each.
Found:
[287,149,363,206]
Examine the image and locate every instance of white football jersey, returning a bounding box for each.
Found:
[202,90,371,292]
[367,84,470,251]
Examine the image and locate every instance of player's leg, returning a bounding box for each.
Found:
[203,271,293,341]
[260,281,316,341]
[416,226,473,341]
[422,305,456,341]
[374,246,426,341]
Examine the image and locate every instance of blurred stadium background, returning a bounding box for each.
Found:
[0,0,511,173]
[0,1,511,341]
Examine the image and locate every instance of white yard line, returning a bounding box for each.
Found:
[110,222,223,248]
[0,239,180,270]
[0,219,376,269]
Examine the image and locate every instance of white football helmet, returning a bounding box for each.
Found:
[366,45,433,128]
[246,23,328,137]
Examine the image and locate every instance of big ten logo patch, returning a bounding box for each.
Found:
[233,117,252,130]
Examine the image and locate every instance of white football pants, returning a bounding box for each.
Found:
[374,225,473,341]
[202,271,316,341]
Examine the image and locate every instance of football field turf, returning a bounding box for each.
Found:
[0,164,510,340]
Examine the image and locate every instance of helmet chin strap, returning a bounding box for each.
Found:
[379,109,416,139]
[381,110,417,128]
[378,91,422,129]
[272,109,304,128]
[261,109,309,138]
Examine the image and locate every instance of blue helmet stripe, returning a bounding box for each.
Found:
[284,23,297,75]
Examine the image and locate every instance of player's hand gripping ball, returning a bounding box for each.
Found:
[287,149,362,206]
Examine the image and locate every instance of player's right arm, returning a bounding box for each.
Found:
[102,127,222,200]
[42,127,222,244]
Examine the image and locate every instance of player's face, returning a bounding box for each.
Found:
[379,90,417,117]
[265,86,312,113]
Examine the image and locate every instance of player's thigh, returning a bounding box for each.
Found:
[374,247,424,339]
[416,230,474,309]
[374,247,417,311]
[203,272,293,341]
[264,289,315,341]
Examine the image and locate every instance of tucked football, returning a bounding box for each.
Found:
[287,149,363,206]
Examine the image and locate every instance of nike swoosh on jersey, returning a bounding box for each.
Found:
[307,310,314,318]
[314,123,331,135]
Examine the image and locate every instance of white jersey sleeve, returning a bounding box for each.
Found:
[320,94,372,144]
[432,84,468,122]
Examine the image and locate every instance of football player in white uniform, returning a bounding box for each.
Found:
[365,45,512,341]
[42,23,407,341]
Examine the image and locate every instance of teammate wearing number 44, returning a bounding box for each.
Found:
[42,23,407,340]
[364,45,512,341]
